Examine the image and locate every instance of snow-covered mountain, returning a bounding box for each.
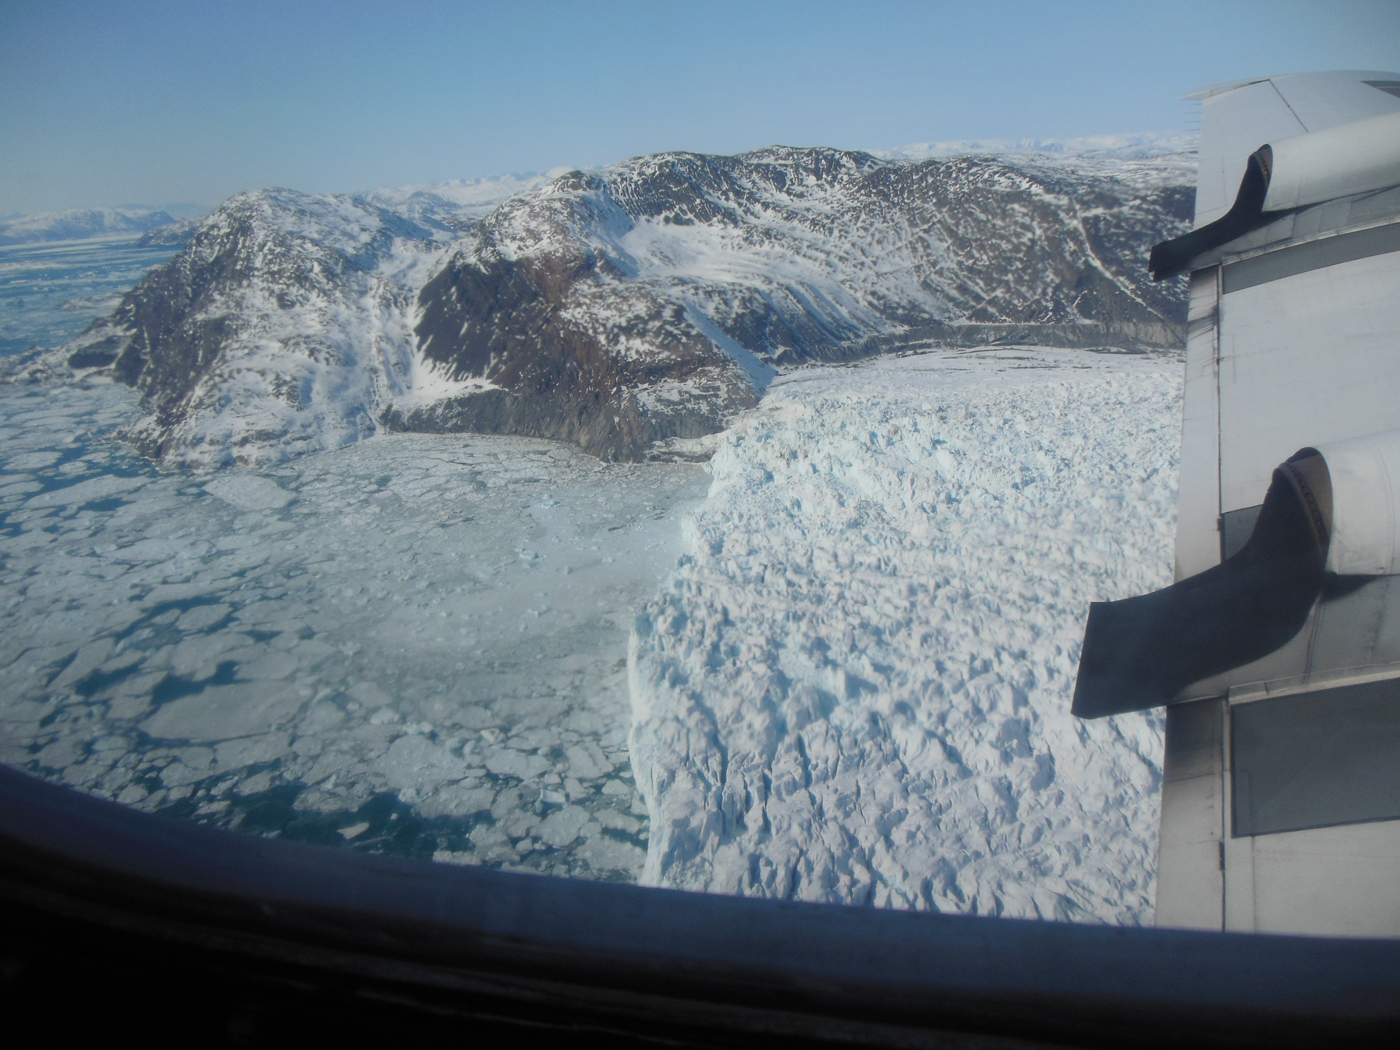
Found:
[48,190,459,465]
[134,219,202,248]
[0,207,178,245]
[22,145,1194,468]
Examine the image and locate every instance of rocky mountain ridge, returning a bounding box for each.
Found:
[18,145,1194,467]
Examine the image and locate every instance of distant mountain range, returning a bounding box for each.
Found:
[14,143,1195,467]
[0,207,180,246]
[871,130,1197,162]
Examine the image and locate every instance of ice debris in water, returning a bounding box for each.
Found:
[0,378,707,880]
[629,347,1181,923]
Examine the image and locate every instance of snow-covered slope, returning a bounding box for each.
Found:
[0,207,177,245]
[21,146,1193,468]
[629,348,1179,922]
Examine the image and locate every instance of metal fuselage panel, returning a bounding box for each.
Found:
[1155,699,1226,930]
[1160,686,1400,938]
[1173,270,1223,582]
[1159,232,1400,934]
[1158,71,1400,933]
[1218,249,1400,516]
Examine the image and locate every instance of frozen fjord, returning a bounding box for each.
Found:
[0,377,707,879]
[630,347,1180,923]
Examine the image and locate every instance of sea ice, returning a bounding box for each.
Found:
[629,347,1181,923]
[0,237,182,356]
[0,378,705,880]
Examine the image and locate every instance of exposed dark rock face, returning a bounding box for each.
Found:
[404,170,761,459]
[19,146,1193,468]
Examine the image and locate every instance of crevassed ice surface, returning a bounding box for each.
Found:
[0,238,707,881]
[630,349,1181,923]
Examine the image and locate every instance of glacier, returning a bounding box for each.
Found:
[629,347,1180,923]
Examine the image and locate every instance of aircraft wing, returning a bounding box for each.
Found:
[1190,71,1400,228]
[1072,71,1400,938]
[1075,70,1400,718]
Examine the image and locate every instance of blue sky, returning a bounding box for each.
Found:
[1,0,1397,214]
